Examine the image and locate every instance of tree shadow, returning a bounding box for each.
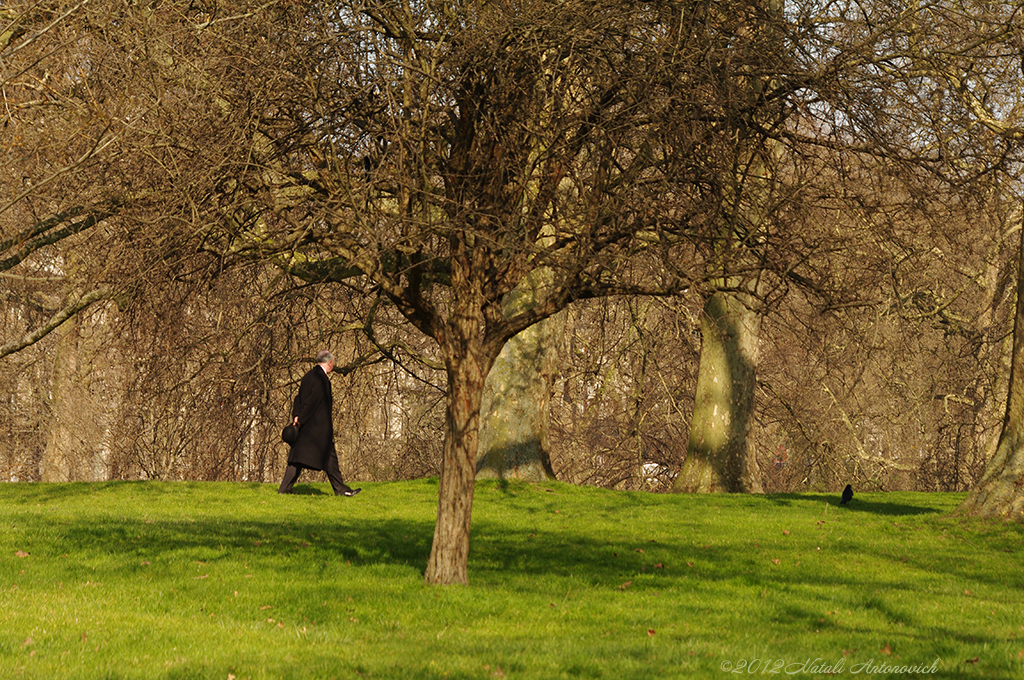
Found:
[766,493,944,516]
[54,514,434,572]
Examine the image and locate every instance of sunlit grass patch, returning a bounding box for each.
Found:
[1,480,1022,678]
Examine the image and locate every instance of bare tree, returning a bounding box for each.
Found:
[782,0,1024,514]
[177,0,766,583]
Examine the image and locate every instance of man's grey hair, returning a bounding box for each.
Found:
[315,350,334,365]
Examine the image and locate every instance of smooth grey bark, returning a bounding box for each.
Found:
[476,315,559,482]
[477,271,560,482]
[962,222,1024,518]
[673,289,763,492]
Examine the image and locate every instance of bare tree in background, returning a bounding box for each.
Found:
[782,0,1024,514]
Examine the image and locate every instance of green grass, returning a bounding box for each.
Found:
[1,480,1022,679]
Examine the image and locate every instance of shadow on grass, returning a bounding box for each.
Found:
[48,515,433,574]
[4,483,973,587]
[290,485,330,495]
[766,493,944,516]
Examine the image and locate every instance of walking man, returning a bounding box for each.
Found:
[278,350,361,497]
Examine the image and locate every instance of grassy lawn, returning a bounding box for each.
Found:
[1,479,1022,679]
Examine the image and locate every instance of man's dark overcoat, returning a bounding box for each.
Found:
[288,365,334,471]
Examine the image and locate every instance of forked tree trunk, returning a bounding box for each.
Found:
[962,225,1024,518]
[673,290,764,493]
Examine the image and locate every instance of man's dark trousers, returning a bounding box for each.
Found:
[278,451,353,495]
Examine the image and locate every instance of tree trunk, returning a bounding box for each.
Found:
[42,303,117,482]
[425,348,489,584]
[671,0,780,495]
[961,224,1024,518]
[423,234,498,584]
[674,290,764,493]
[477,271,560,482]
[476,318,558,481]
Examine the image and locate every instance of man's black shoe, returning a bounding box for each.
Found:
[343,488,362,497]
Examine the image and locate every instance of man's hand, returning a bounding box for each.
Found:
[292,416,299,426]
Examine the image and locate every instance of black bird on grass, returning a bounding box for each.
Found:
[840,484,853,505]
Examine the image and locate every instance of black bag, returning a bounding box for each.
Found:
[281,424,299,445]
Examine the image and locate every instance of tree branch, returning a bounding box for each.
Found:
[0,286,113,360]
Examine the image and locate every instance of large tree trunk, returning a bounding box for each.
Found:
[476,318,558,481]
[671,0,780,495]
[962,225,1024,518]
[477,271,560,482]
[674,290,764,493]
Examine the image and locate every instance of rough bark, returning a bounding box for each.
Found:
[424,243,499,585]
[424,350,489,585]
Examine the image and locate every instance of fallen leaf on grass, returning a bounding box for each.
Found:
[15,551,29,558]
[880,644,892,656]
[260,605,273,610]
[647,629,656,637]
[618,581,633,590]
[654,563,664,569]
[22,637,33,646]
[782,530,791,536]
[195,574,209,580]
[771,558,781,565]
[964,657,979,664]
